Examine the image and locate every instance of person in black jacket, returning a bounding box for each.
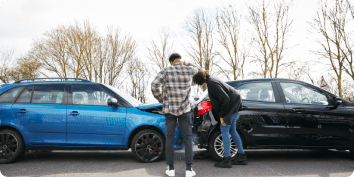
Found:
[192,69,247,168]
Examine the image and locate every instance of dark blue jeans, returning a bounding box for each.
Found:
[165,112,193,165]
[220,112,245,157]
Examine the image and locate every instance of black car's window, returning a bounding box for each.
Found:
[72,85,114,106]
[235,82,275,102]
[0,86,24,103]
[280,82,328,105]
[31,85,65,104]
[16,86,34,103]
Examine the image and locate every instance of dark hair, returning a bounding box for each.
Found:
[192,69,210,86]
[169,53,181,63]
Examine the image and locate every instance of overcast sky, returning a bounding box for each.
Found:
[0,0,237,52]
[0,0,319,58]
[0,0,333,102]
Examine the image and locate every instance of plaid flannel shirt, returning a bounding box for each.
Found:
[151,62,198,116]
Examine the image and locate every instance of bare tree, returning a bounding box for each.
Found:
[28,25,71,78]
[64,20,106,80]
[0,47,16,83]
[310,0,353,97]
[103,27,136,87]
[146,28,174,70]
[215,6,250,81]
[184,8,216,90]
[326,73,353,100]
[339,0,354,82]
[247,0,294,78]
[10,56,42,81]
[286,62,311,81]
[347,0,354,19]
[0,47,42,83]
[145,28,175,98]
[27,20,136,87]
[340,31,354,82]
[127,59,150,103]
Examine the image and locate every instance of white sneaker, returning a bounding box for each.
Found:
[185,168,196,177]
[165,166,175,177]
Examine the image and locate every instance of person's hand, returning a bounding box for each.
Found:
[220,118,226,126]
[205,97,210,101]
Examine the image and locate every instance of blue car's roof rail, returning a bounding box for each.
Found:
[14,78,91,83]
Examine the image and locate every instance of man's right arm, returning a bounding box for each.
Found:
[184,61,199,75]
[151,69,165,104]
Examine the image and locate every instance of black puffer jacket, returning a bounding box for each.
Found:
[206,76,242,125]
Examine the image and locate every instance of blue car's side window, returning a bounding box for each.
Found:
[16,86,34,103]
[72,85,114,106]
[31,85,65,104]
[0,86,24,103]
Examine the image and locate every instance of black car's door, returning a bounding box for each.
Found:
[234,81,287,146]
[277,81,351,147]
[320,103,354,147]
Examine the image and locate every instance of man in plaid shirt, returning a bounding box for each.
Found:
[151,53,198,177]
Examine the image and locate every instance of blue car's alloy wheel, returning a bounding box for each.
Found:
[131,129,164,163]
[0,129,25,164]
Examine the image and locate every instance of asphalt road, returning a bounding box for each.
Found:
[1,148,354,177]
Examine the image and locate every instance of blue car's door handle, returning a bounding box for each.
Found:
[17,109,27,114]
[69,111,80,116]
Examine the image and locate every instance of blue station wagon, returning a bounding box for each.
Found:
[0,78,183,163]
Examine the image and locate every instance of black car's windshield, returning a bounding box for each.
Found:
[104,84,142,107]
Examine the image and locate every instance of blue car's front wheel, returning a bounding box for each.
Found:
[131,129,165,163]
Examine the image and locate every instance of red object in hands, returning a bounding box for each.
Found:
[197,101,213,116]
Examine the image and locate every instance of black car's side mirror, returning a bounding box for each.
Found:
[327,97,342,110]
[107,98,119,107]
[334,98,343,108]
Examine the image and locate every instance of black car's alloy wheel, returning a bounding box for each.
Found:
[131,129,164,163]
[209,130,241,161]
[0,129,25,164]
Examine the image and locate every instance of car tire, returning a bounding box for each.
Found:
[131,129,165,163]
[208,130,243,161]
[0,129,25,164]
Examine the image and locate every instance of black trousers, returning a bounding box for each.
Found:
[165,111,194,165]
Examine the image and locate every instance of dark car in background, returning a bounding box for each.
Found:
[191,78,354,160]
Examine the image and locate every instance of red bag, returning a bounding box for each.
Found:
[197,101,213,116]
